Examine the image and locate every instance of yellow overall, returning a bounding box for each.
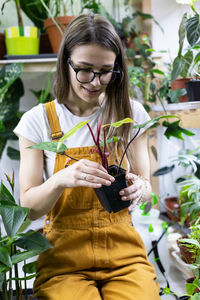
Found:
[33,101,160,300]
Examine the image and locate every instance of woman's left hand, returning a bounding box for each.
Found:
[119,173,144,212]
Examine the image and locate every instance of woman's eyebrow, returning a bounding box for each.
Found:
[77,61,114,68]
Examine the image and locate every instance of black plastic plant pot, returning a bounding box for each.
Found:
[185,80,200,101]
[94,165,130,213]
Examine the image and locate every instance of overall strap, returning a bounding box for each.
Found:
[45,101,63,141]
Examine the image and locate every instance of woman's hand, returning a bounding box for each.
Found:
[119,173,144,212]
[55,159,115,189]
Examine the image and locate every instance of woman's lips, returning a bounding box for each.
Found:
[83,87,100,95]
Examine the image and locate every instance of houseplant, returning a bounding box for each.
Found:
[0,172,52,300]
[1,0,40,55]
[153,145,200,226]
[40,0,77,53]
[19,0,53,53]
[171,0,200,102]
[0,63,24,160]
[29,113,194,213]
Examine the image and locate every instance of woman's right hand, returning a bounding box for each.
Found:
[55,159,115,189]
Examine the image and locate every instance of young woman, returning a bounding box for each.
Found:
[14,13,160,300]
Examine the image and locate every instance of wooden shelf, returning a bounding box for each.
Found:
[0,58,57,73]
[150,102,200,128]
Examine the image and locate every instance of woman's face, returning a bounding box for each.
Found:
[67,43,116,106]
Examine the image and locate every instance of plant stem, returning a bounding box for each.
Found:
[15,0,23,27]
[118,128,141,173]
[61,152,78,161]
[40,0,63,36]
[14,245,20,299]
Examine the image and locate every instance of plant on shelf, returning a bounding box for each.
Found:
[1,0,40,56]
[0,172,52,300]
[171,0,200,102]
[0,63,24,160]
[153,144,200,227]
[29,113,194,213]
[39,0,78,53]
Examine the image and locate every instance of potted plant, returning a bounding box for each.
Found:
[171,0,200,102]
[122,10,163,51]
[153,145,200,226]
[19,0,53,54]
[1,0,40,56]
[0,63,24,160]
[29,112,194,213]
[0,172,52,300]
[39,0,77,53]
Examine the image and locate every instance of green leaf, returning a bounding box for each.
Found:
[163,120,195,140]
[132,115,179,129]
[0,246,12,268]
[162,287,171,295]
[0,272,4,291]
[0,205,29,237]
[15,230,52,253]
[186,282,196,295]
[168,88,186,103]
[22,261,37,274]
[102,118,135,128]
[178,13,187,57]
[191,294,200,299]
[6,147,20,160]
[186,14,200,46]
[180,50,193,78]
[0,182,15,205]
[151,193,158,205]
[12,249,45,265]
[29,141,67,153]
[171,57,186,82]
[0,63,23,103]
[152,165,175,176]
[57,120,89,151]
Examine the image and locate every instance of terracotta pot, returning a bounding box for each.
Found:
[171,78,191,102]
[164,196,180,222]
[44,16,75,53]
[177,237,197,264]
[0,32,6,59]
[39,32,53,54]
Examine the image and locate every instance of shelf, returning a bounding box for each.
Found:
[150,102,200,128]
[0,57,57,73]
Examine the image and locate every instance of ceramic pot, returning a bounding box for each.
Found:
[0,32,6,59]
[171,78,191,102]
[164,196,180,222]
[5,26,39,55]
[44,16,75,53]
[94,165,129,213]
[185,80,200,101]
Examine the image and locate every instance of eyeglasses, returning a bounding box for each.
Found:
[67,58,120,85]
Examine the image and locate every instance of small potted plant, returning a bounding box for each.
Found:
[1,0,40,56]
[0,172,52,300]
[29,113,194,213]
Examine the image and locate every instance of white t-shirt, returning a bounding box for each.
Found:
[14,99,150,178]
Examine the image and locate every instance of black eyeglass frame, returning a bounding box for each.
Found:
[67,58,121,85]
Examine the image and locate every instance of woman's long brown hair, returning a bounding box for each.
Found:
[54,13,135,170]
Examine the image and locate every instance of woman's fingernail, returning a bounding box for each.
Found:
[120,191,124,195]
[122,196,126,200]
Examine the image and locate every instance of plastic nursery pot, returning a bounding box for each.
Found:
[5,26,39,55]
[164,196,180,222]
[0,32,6,59]
[185,80,200,101]
[94,165,130,213]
